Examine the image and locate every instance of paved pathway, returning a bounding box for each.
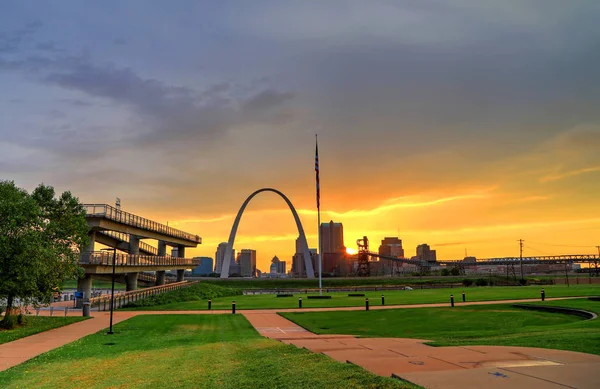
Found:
[1,295,599,389]
[243,310,600,389]
[0,311,137,372]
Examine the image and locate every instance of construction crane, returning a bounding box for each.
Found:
[356,236,370,277]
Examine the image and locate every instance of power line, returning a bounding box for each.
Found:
[525,245,551,256]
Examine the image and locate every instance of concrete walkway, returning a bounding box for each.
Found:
[0,311,137,372]
[1,295,599,389]
[243,310,600,389]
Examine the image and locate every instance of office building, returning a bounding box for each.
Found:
[191,257,214,276]
[270,256,287,275]
[416,244,437,263]
[320,220,345,253]
[215,242,235,274]
[229,263,241,276]
[292,248,318,277]
[378,237,405,275]
[322,252,351,276]
[379,237,405,258]
[238,249,257,277]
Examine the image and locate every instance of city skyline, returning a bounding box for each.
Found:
[2,2,600,272]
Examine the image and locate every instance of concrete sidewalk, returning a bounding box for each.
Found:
[0,311,136,372]
[243,310,600,389]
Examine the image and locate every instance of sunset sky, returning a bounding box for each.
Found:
[1,1,599,272]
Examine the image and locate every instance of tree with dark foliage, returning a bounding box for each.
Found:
[0,181,89,325]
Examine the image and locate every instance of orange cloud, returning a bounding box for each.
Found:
[540,166,600,183]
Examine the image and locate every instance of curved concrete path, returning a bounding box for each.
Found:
[243,310,600,389]
[1,296,599,389]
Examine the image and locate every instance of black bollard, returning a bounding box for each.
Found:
[232,301,236,314]
[365,298,369,311]
[299,297,302,309]
[208,299,212,310]
[541,289,545,301]
[450,295,455,307]
[462,292,466,302]
[381,295,385,306]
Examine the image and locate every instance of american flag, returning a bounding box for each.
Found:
[315,136,320,209]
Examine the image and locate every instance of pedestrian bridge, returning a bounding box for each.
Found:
[76,204,201,306]
[79,251,200,273]
[95,230,164,256]
[84,204,201,246]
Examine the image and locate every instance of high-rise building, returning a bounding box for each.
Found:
[292,248,318,277]
[270,256,287,275]
[320,220,344,253]
[278,260,286,274]
[191,257,214,276]
[322,252,350,275]
[379,237,404,258]
[295,236,304,255]
[378,237,405,275]
[229,263,241,276]
[215,242,235,274]
[238,249,257,277]
[416,244,437,263]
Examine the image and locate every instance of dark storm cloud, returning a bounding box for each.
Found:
[0,20,42,53]
[59,98,94,107]
[0,24,295,160]
[35,41,61,53]
[45,59,295,145]
[242,90,293,113]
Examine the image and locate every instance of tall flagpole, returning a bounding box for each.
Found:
[315,134,323,295]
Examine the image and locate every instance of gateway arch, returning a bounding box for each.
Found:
[220,188,315,279]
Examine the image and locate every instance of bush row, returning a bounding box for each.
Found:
[123,282,242,308]
[0,313,26,330]
[462,278,490,287]
[462,278,529,287]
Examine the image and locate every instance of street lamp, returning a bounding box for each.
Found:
[101,247,117,335]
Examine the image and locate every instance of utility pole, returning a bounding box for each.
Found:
[519,239,524,282]
[595,245,600,277]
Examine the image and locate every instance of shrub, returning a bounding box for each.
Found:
[450,267,461,276]
[475,278,488,287]
[123,282,242,308]
[462,279,473,287]
[17,313,26,325]
[0,315,18,330]
[440,269,450,276]
[519,278,528,286]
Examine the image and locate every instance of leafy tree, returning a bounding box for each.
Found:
[450,266,461,276]
[0,181,89,322]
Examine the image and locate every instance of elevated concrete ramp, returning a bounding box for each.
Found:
[84,204,200,247]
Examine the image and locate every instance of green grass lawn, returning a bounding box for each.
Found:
[0,315,418,389]
[197,275,559,289]
[122,284,600,311]
[281,298,600,355]
[0,316,86,345]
